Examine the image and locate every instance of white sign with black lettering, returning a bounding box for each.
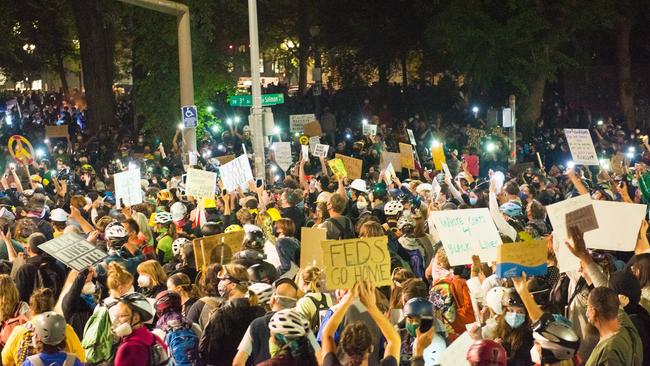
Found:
[290,114,316,134]
[220,155,254,192]
[39,233,107,272]
[186,168,217,199]
[313,144,329,158]
[273,142,293,171]
[113,169,142,209]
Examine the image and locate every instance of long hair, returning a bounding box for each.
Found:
[0,274,19,322]
[107,262,134,293]
[494,311,532,355]
[137,260,168,287]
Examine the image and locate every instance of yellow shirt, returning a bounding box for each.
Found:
[1,323,86,366]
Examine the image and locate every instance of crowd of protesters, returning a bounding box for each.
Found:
[0,88,648,366]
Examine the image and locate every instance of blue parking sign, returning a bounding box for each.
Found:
[181,105,198,128]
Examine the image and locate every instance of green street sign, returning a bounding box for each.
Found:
[229,93,285,107]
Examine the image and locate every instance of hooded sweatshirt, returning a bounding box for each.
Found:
[114,326,166,366]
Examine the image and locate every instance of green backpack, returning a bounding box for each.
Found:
[81,305,114,363]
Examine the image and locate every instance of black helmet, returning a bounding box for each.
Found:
[532,313,580,364]
[243,230,265,251]
[201,221,223,237]
[247,262,279,284]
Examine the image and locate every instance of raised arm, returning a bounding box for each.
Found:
[512,272,544,323]
[321,285,357,357]
[359,281,400,360]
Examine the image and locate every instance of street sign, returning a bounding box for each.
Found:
[229,93,284,107]
[181,105,198,128]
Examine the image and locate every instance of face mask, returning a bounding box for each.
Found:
[469,196,478,206]
[357,201,368,210]
[113,321,133,337]
[530,345,541,365]
[505,312,526,329]
[137,275,151,288]
[531,181,541,189]
[82,282,96,295]
[632,178,639,187]
[405,321,420,337]
[218,280,230,298]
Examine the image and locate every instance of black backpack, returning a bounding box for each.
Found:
[327,217,355,240]
[34,261,61,298]
[307,294,330,333]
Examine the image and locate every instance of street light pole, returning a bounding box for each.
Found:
[509,94,517,166]
[248,0,265,180]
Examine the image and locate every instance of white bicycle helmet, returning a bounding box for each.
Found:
[248,282,273,305]
[117,292,155,322]
[105,222,128,239]
[384,200,404,216]
[153,211,173,224]
[170,201,187,222]
[397,215,416,230]
[172,237,191,256]
[268,308,310,338]
[485,286,507,315]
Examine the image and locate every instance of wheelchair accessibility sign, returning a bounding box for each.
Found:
[181,105,198,128]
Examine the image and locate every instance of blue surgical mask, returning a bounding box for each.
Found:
[469,196,478,206]
[504,311,526,329]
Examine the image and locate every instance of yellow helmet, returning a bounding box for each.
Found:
[224,224,243,233]
[157,189,173,202]
[266,207,281,222]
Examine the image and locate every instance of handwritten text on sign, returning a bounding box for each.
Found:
[185,168,217,199]
[114,169,142,209]
[219,154,254,192]
[321,236,391,289]
[428,208,502,266]
[564,128,599,165]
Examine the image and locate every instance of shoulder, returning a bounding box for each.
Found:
[323,352,341,366]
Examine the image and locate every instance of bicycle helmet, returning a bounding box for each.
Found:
[499,202,523,218]
[225,224,243,233]
[32,311,66,345]
[502,288,524,308]
[157,189,173,202]
[249,282,273,305]
[466,339,507,366]
[384,200,404,216]
[105,222,128,239]
[243,230,265,251]
[397,215,416,230]
[117,292,155,322]
[532,313,580,364]
[172,237,191,256]
[154,290,182,316]
[268,308,310,338]
[153,211,173,225]
[371,182,388,198]
[170,201,187,222]
[485,287,506,315]
[403,297,433,319]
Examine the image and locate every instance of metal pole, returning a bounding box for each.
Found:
[116,0,196,156]
[509,94,516,166]
[248,0,265,179]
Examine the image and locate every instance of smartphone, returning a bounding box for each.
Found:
[256,179,263,188]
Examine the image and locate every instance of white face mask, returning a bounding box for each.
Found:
[82,282,96,295]
[530,345,541,365]
[137,275,151,288]
[356,200,368,210]
[113,322,133,337]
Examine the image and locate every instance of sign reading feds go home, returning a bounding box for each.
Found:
[321,236,391,289]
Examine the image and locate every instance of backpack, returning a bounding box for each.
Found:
[164,326,204,366]
[0,305,28,347]
[27,353,78,366]
[34,261,61,298]
[307,293,330,333]
[82,305,114,363]
[327,217,355,240]
[198,297,222,330]
[429,276,474,339]
[148,337,171,366]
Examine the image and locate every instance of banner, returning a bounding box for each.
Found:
[290,114,316,134]
[432,143,446,171]
[399,143,415,170]
[193,230,245,271]
[313,144,329,158]
[328,158,347,178]
[185,168,217,199]
[303,121,322,137]
[220,154,254,192]
[39,233,107,272]
[496,240,547,278]
[300,227,327,268]
[363,124,378,136]
[321,236,391,289]
[381,151,402,172]
[564,128,599,165]
[335,154,363,179]
[273,142,293,171]
[45,125,69,138]
[428,208,502,266]
[114,169,142,208]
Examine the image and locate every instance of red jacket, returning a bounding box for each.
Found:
[114,326,167,366]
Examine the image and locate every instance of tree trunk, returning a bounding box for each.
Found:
[296,0,310,96]
[520,75,546,137]
[401,51,408,87]
[616,20,635,130]
[55,50,69,97]
[69,0,115,132]
[378,58,389,89]
[297,43,309,96]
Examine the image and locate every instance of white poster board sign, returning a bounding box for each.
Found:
[273,142,293,171]
[546,194,591,272]
[39,233,108,272]
[428,208,502,266]
[564,129,599,165]
[407,128,417,145]
[185,168,217,199]
[362,124,377,136]
[301,145,309,162]
[114,169,142,208]
[586,201,646,251]
[313,144,329,158]
[309,136,320,154]
[220,155,254,192]
[439,332,472,366]
[290,114,316,134]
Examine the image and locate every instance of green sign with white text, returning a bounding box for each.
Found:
[229,93,284,107]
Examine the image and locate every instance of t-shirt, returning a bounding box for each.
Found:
[21,352,83,366]
[323,352,397,366]
[156,234,173,263]
[2,323,85,366]
[585,311,643,366]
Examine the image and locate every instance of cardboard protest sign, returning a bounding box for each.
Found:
[300,227,327,268]
[220,154,254,192]
[8,135,35,165]
[215,154,236,165]
[432,143,446,171]
[362,124,377,136]
[45,125,69,138]
[290,114,315,134]
[564,129,599,165]
[321,236,391,289]
[496,240,548,278]
[273,142,293,171]
[565,204,598,235]
[610,153,630,176]
[193,230,245,271]
[303,121,322,137]
[381,151,402,172]
[399,143,415,170]
[185,168,217,199]
[439,332,472,366]
[313,144,329,158]
[328,158,347,178]
[301,145,309,161]
[335,154,363,180]
[114,169,142,208]
[407,129,417,145]
[39,233,107,272]
[428,208,502,266]
[309,136,320,154]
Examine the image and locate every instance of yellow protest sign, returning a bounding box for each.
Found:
[300,227,327,268]
[192,230,245,271]
[321,236,392,289]
[8,135,35,165]
[431,143,446,171]
[496,240,547,278]
[328,158,347,178]
[399,143,415,170]
[335,154,363,180]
